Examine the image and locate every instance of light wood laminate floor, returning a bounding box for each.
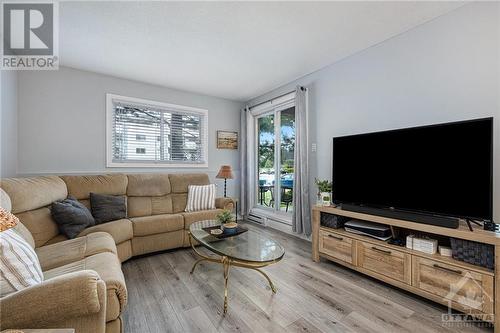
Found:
[122,222,492,333]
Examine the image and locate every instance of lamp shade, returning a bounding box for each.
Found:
[0,207,18,232]
[216,165,234,179]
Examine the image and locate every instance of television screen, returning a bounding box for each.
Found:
[332,118,493,221]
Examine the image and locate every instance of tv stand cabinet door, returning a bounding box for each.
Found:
[319,229,355,265]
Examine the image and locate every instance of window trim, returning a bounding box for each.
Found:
[106,93,209,168]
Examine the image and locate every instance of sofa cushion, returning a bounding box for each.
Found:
[90,193,127,224]
[169,173,209,193]
[43,233,68,246]
[132,230,184,256]
[0,187,12,212]
[12,221,36,248]
[43,251,127,322]
[181,209,224,230]
[127,174,171,196]
[127,195,173,217]
[51,197,95,239]
[0,229,43,297]
[77,219,133,245]
[36,232,117,271]
[131,214,184,236]
[61,174,128,200]
[171,193,188,214]
[185,184,216,212]
[16,207,59,248]
[1,176,67,214]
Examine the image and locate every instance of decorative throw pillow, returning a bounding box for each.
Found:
[51,196,95,239]
[185,184,216,212]
[90,193,127,224]
[0,229,43,297]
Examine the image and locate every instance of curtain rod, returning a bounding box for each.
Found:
[249,86,306,110]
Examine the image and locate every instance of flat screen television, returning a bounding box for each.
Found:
[332,117,493,228]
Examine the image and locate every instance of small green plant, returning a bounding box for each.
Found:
[315,178,333,193]
[217,210,233,224]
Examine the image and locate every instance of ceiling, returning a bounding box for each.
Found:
[59,1,466,101]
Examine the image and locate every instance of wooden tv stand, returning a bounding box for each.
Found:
[312,205,500,330]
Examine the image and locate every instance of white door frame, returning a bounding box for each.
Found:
[250,96,295,224]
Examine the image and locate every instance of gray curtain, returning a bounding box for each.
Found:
[292,86,311,235]
[239,106,250,218]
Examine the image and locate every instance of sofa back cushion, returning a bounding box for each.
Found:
[61,174,128,208]
[1,176,67,214]
[169,174,209,213]
[169,173,210,193]
[16,208,59,247]
[13,222,36,249]
[127,174,171,196]
[1,176,67,247]
[126,174,173,217]
[0,188,12,212]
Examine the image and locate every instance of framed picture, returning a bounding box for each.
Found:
[217,130,238,149]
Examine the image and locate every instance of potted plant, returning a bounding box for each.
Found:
[217,210,238,234]
[315,178,333,206]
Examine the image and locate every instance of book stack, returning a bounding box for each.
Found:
[406,235,438,254]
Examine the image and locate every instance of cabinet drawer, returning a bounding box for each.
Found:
[357,241,411,284]
[412,257,493,314]
[319,229,354,265]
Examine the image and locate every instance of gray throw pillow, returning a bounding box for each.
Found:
[51,196,95,239]
[90,193,127,224]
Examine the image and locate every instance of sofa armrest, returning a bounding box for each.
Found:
[0,270,105,330]
[215,197,234,211]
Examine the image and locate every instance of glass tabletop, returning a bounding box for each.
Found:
[189,220,285,263]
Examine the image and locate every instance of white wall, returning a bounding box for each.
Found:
[248,2,500,222]
[1,71,18,178]
[17,67,243,198]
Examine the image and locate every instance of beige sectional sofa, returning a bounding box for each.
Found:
[0,173,233,333]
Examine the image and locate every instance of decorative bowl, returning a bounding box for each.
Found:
[222,222,238,235]
[210,228,223,235]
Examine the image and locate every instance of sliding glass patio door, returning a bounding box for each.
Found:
[256,104,295,219]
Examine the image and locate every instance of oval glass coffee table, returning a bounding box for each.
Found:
[189,220,285,314]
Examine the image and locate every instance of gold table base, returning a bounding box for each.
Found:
[189,232,280,314]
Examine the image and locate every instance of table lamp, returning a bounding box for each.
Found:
[216,165,234,197]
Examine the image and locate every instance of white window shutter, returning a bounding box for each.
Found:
[106,94,208,167]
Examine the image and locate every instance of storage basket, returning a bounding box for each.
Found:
[320,213,350,229]
[450,238,494,270]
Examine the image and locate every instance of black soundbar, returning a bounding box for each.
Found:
[340,204,459,229]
